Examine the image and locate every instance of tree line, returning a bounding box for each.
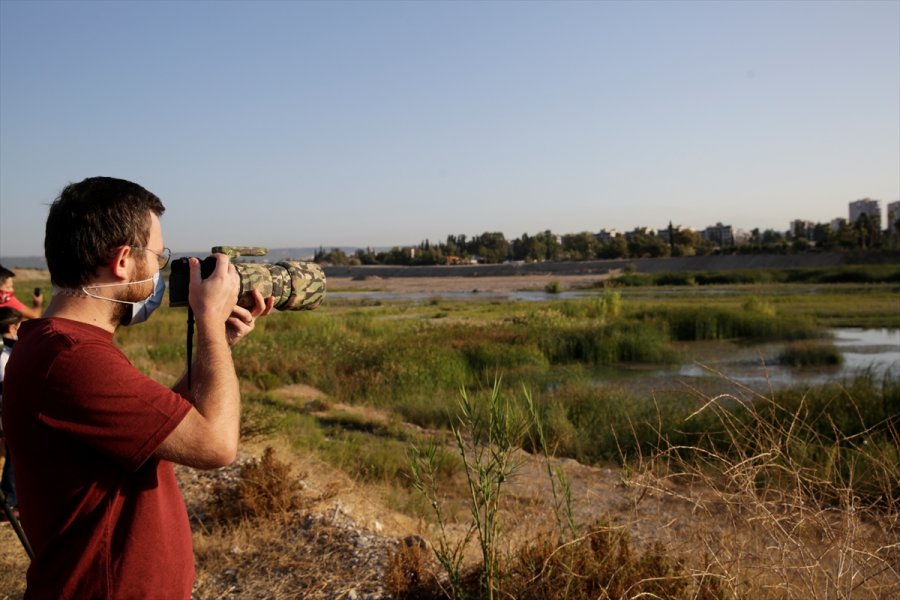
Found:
[315,216,900,266]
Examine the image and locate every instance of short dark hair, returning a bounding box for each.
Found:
[0,306,23,330]
[0,265,14,283]
[45,177,165,288]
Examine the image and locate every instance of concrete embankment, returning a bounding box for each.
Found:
[323,252,858,279]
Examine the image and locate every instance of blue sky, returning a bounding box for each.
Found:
[1,0,898,257]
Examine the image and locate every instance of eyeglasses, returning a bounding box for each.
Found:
[132,246,171,270]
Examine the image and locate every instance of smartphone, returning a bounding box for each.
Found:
[34,287,42,296]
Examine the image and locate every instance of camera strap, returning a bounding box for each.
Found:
[185,307,195,389]
[0,489,33,559]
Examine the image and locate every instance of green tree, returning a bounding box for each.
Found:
[597,235,628,259]
[561,232,599,261]
[468,232,510,263]
[854,213,881,249]
[812,223,836,249]
[314,247,351,265]
[626,228,669,258]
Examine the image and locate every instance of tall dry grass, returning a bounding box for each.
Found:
[623,376,899,599]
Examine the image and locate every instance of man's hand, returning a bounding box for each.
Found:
[188,254,240,329]
[226,289,274,346]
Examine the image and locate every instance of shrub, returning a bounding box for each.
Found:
[507,524,729,599]
[779,341,843,367]
[203,447,305,523]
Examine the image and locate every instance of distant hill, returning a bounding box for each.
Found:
[174,247,372,262]
[0,247,371,270]
[0,255,47,269]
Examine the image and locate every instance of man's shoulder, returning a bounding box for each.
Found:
[21,317,113,341]
[16,318,117,363]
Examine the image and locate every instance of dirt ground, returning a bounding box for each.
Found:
[12,268,607,295]
[327,272,611,294]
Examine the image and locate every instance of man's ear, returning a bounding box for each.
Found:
[109,246,134,281]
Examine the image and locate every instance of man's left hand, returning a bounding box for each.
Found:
[226,289,275,346]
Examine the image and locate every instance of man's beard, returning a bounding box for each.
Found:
[110,259,155,326]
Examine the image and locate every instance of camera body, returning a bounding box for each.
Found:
[169,246,325,311]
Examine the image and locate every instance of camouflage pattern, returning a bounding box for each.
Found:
[276,261,326,310]
[233,260,325,311]
[211,246,269,258]
[207,247,325,311]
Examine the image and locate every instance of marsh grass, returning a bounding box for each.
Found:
[609,264,900,287]
[635,304,820,342]
[544,280,562,294]
[779,340,844,367]
[624,376,900,599]
[403,382,736,600]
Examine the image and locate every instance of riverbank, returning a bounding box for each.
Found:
[324,251,856,280]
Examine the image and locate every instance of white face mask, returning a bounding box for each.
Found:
[78,271,166,326]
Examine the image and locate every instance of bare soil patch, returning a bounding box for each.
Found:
[329,273,609,294]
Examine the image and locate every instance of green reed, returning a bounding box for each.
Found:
[778,340,843,367]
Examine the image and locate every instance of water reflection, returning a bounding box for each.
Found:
[673,328,899,390]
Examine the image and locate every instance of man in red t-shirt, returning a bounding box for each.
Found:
[0,265,43,319]
[1,177,272,599]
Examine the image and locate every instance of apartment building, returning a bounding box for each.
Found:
[887,201,900,234]
[849,198,881,229]
[701,222,735,247]
[594,229,620,243]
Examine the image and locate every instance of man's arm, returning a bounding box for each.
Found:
[2,295,40,319]
[155,255,244,469]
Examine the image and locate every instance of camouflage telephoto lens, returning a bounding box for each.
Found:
[233,261,326,311]
[167,247,326,311]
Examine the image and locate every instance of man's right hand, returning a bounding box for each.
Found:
[187,254,240,328]
[161,253,243,469]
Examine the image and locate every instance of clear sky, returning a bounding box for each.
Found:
[1,0,898,258]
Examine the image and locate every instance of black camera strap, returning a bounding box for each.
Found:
[0,489,33,559]
[186,307,195,390]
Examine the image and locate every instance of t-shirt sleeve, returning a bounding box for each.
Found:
[0,296,27,312]
[38,338,192,471]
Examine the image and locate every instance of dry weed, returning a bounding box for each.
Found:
[625,381,900,600]
[506,521,729,599]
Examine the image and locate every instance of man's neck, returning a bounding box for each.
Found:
[43,293,118,333]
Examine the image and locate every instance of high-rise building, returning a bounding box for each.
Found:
[887,201,900,234]
[849,198,881,229]
[701,223,735,247]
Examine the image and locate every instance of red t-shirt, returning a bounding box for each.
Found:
[0,293,27,312]
[1,318,194,599]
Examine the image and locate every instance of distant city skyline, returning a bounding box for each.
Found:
[2,196,895,265]
[2,1,898,257]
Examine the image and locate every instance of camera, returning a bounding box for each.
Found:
[168,246,325,311]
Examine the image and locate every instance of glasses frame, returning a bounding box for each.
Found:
[131,246,171,270]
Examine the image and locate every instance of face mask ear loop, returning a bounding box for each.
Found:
[186,306,195,390]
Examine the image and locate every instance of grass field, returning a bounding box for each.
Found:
[1,270,898,598]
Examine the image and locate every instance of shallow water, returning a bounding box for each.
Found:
[666,328,898,391]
